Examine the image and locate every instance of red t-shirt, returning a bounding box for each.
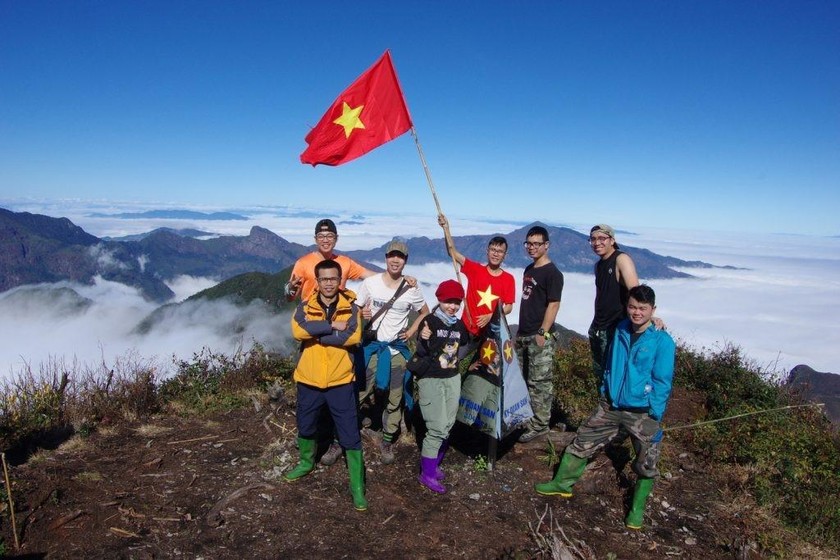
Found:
[461,258,516,335]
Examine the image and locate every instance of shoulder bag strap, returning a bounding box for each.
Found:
[367,278,408,327]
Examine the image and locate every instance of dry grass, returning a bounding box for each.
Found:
[73,471,103,482]
[55,435,92,455]
[134,423,173,437]
[25,449,55,465]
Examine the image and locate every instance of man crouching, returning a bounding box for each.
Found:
[534,285,675,529]
[284,259,367,512]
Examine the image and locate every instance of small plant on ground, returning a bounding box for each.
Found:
[473,454,489,472]
[538,438,560,469]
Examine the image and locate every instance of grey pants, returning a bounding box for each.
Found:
[417,376,460,458]
[359,353,406,439]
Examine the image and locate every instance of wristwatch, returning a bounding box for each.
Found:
[537,328,552,339]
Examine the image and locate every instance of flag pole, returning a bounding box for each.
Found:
[410,126,461,281]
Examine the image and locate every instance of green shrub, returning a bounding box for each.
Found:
[0,364,69,450]
[159,343,295,414]
[674,343,840,550]
[551,338,600,428]
[0,343,297,449]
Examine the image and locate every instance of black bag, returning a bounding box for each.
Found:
[362,326,378,344]
[405,353,434,376]
[361,279,407,345]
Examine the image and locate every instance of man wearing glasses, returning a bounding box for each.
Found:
[284,219,416,467]
[516,225,564,443]
[284,218,374,469]
[285,219,374,302]
[285,259,368,512]
[437,214,516,340]
[587,224,639,384]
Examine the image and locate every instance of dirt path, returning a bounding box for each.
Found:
[4,391,770,559]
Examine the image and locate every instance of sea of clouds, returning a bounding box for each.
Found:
[1,200,838,382]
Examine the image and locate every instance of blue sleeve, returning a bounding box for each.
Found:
[292,302,332,341]
[319,303,362,347]
[600,328,621,400]
[648,334,676,420]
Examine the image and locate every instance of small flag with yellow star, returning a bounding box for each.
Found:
[456,304,533,439]
[300,50,413,166]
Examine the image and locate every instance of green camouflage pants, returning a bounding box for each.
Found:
[359,353,406,440]
[515,334,557,432]
[567,400,663,478]
[587,326,612,382]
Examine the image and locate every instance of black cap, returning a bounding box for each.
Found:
[315,219,337,235]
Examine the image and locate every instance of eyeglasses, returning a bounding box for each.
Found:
[315,233,336,241]
[487,247,507,255]
[317,276,340,284]
[589,236,611,244]
[523,241,546,249]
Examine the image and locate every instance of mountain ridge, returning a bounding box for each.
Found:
[1,208,722,302]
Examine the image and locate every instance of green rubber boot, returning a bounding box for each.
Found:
[346,449,368,512]
[283,437,316,482]
[534,452,587,497]
[625,477,655,530]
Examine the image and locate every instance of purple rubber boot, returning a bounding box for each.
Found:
[435,441,449,481]
[418,456,446,494]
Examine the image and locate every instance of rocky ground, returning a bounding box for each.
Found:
[1,387,833,559]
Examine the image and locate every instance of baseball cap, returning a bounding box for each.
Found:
[435,279,465,302]
[589,224,615,238]
[315,219,337,235]
[385,239,409,257]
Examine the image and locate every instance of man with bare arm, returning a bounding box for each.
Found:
[587,224,639,383]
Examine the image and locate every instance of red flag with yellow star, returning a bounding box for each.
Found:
[300,51,412,166]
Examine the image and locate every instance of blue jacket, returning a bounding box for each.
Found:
[601,319,676,420]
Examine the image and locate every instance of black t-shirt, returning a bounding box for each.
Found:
[416,313,469,379]
[591,250,629,330]
[518,261,564,336]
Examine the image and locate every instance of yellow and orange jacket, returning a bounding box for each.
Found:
[291,288,362,388]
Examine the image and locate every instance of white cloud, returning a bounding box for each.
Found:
[166,275,219,302]
[2,200,838,382]
[0,277,294,381]
[88,244,130,272]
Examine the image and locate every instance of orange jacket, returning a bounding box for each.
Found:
[291,288,361,388]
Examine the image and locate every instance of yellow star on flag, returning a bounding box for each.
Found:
[333,102,366,138]
[481,341,497,364]
[503,340,514,363]
[475,285,500,310]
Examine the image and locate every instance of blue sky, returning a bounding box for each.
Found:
[2,1,838,235]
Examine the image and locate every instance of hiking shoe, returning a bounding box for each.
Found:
[361,427,381,441]
[380,441,395,465]
[518,427,550,443]
[320,442,342,466]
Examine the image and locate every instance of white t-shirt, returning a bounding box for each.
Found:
[355,274,427,354]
